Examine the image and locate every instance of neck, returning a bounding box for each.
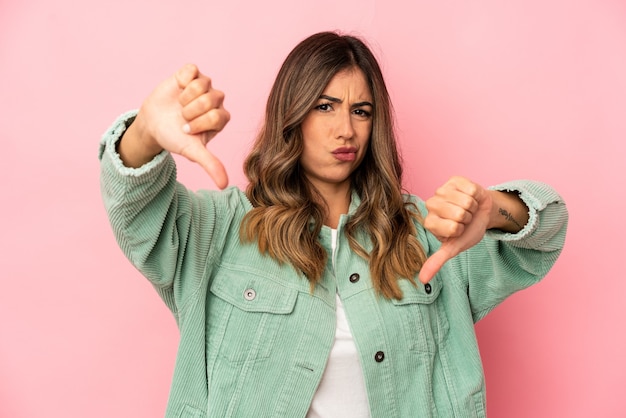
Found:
[312,184,352,229]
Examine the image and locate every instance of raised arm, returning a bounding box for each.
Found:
[99,65,236,315]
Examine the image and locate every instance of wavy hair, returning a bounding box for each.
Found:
[241,31,426,299]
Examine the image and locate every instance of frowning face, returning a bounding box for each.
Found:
[299,68,373,196]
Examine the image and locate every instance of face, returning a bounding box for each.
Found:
[299,68,373,195]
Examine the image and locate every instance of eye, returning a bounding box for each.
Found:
[353,108,372,118]
[315,102,333,112]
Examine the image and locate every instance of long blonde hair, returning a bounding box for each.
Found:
[242,32,426,299]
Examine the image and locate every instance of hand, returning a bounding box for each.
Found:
[128,64,231,189]
[418,176,493,283]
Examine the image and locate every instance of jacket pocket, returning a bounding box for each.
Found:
[391,276,450,353]
[207,266,298,364]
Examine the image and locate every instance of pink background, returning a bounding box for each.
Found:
[1,0,624,416]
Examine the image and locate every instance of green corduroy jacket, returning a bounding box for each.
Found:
[100,111,568,418]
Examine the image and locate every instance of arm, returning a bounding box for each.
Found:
[99,113,216,315]
[418,176,567,319]
[486,189,529,233]
[418,176,566,283]
[99,65,231,315]
[465,180,567,320]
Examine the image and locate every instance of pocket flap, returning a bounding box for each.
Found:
[211,267,298,314]
[391,276,442,306]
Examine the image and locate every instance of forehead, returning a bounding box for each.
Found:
[322,68,372,100]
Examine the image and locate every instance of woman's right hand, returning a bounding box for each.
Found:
[118,64,230,189]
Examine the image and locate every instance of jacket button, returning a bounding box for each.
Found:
[424,283,432,294]
[374,351,385,362]
[349,273,360,283]
[243,288,256,301]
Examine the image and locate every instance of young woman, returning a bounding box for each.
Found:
[100,31,567,417]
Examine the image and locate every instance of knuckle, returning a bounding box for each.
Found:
[454,207,467,222]
[200,110,221,131]
[460,195,474,211]
[188,78,208,97]
[213,109,230,129]
[447,222,463,237]
[214,89,225,102]
[206,109,219,124]
[199,77,212,91]
[180,105,193,120]
[197,94,212,110]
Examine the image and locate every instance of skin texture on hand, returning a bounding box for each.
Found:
[117,64,231,189]
[418,176,529,283]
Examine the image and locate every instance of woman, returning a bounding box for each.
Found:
[100,32,567,417]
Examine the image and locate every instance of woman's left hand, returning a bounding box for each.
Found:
[419,176,492,283]
[418,176,529,283]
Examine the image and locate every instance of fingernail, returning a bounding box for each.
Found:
[182,124,190,134]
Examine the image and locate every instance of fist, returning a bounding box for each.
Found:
[419,176,493,283]
[134,64,231,188]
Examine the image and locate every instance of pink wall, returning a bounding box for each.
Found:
[1,0,624,416]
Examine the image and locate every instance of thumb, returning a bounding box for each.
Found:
[181,142,229,189]
[418,246,454,284]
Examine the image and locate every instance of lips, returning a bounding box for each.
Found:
[332,147,357,162]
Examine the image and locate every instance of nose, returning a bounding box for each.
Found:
[335,110,355,140]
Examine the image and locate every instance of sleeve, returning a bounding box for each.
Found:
[98,111,219,317]
[433,180,568,322]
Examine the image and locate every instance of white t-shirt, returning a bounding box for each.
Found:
[307,229,371,417]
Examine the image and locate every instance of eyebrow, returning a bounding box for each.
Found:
[319,94,373,108]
